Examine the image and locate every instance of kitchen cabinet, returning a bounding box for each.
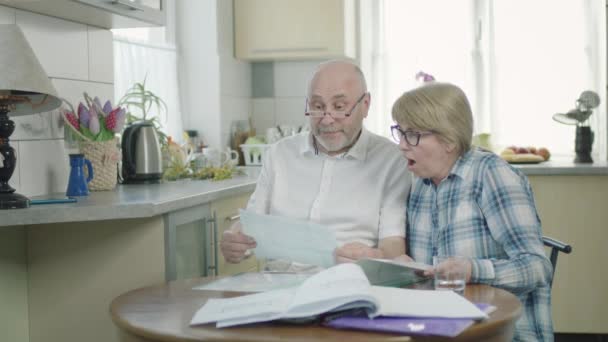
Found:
[528,175,608,334]
[164,191,258,281]
[0,0,165,29]
[164,203,216,281]
[234,0,356,61]
[210,192,260,275]
[0,178,258,342]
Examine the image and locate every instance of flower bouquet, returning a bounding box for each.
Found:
[63,92,126,141]
[62,92,126,191]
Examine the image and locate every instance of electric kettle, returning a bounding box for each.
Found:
[121,122,163,183]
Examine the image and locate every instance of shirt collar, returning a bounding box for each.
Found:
[300,128,370,161]
[422,148,475,186]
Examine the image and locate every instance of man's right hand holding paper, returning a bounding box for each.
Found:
[220,221,257,263]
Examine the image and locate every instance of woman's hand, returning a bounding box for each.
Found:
[335,242,384,263]
[425,257,473,283]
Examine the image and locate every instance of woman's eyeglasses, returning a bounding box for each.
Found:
[390,125,433,146]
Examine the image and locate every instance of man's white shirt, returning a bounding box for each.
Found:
[247,128,412,250]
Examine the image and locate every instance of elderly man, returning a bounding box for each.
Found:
[221,60,411,271]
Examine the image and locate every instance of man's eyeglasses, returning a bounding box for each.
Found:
[390,125,433,146]
[305,93,367,119]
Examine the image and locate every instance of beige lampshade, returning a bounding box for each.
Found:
[0,24,61,116]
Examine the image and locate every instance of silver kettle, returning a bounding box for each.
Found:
[121,122,163,183]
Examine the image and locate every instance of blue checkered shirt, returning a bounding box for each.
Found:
[407,148,553,341]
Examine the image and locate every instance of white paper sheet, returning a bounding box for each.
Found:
[193,272,312,292]
[371,286,488,319]
[239,210,337,268]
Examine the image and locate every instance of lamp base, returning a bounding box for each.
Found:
[0,192,30,209]
[574,126,594,164]
[574,153,593,163]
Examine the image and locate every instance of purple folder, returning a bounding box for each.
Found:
[323,303,494,338]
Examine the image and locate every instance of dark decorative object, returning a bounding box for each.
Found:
[553,90,600,163]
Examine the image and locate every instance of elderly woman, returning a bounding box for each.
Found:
[391,82,553,341]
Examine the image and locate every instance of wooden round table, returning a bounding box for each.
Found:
[110,277,522,342]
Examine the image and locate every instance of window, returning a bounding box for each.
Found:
[112,0,183,143]
[361,0,606,159]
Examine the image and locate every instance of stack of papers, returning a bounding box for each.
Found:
[190,263,488,328]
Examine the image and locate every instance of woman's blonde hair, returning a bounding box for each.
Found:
[391,82,473,155]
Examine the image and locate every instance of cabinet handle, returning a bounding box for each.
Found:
[111,0,145,11]
[225,214,240,222]
[207,213,219,276]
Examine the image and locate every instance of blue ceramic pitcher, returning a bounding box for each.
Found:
[66,154,94,197]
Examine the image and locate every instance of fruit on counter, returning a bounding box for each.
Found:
[501,148,515,155]
[536,147,550,161]
[499,145,550,162]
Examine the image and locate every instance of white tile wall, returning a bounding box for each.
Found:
[251,98,275,136]
[251,61,318,135]
[217,0,251,149]
[220,95,250,147]
[10,142,21,193]
[220,57,251,97]
[274,61,318,97]
[52,79,115,108]
[16,10,88,80]
[3,10,114,197]
[18,140,70,197]
[275,97,307,128]
[87,27,113,83]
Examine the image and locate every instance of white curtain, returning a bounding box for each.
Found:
[361,0,606,160]
[113,37,183,143]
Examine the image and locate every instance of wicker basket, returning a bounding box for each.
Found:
[80,138,119,191]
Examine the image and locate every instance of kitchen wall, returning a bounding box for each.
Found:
[177,0,250,149]
[0,5,114,197]
[250,61,321,137]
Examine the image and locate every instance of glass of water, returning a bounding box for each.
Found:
[433,255,468,295]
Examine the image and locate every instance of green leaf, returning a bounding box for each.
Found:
[96,129,115,141]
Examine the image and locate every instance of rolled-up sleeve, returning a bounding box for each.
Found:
[471,163,553,294]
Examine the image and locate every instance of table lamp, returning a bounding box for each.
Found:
[0,25,62,209]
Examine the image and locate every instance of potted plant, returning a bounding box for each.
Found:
[117,79,168,147]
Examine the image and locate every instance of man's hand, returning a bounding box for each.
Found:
[220,221,257,263]
[335,242,384,263]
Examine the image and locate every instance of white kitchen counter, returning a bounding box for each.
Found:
[514,159,608,175]
[0,173,258,227]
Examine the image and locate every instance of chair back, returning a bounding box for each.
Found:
[542,236,572,285]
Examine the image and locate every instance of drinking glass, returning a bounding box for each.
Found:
[433,255,467,294]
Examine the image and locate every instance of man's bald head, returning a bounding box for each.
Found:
[307,60,367,97]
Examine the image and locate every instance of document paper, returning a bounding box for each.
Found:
[239,210,337,268]
[190,263,488,328]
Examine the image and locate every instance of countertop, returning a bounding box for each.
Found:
[2,160,607,227]
[0,172,258,227]
[512,159,608,175]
